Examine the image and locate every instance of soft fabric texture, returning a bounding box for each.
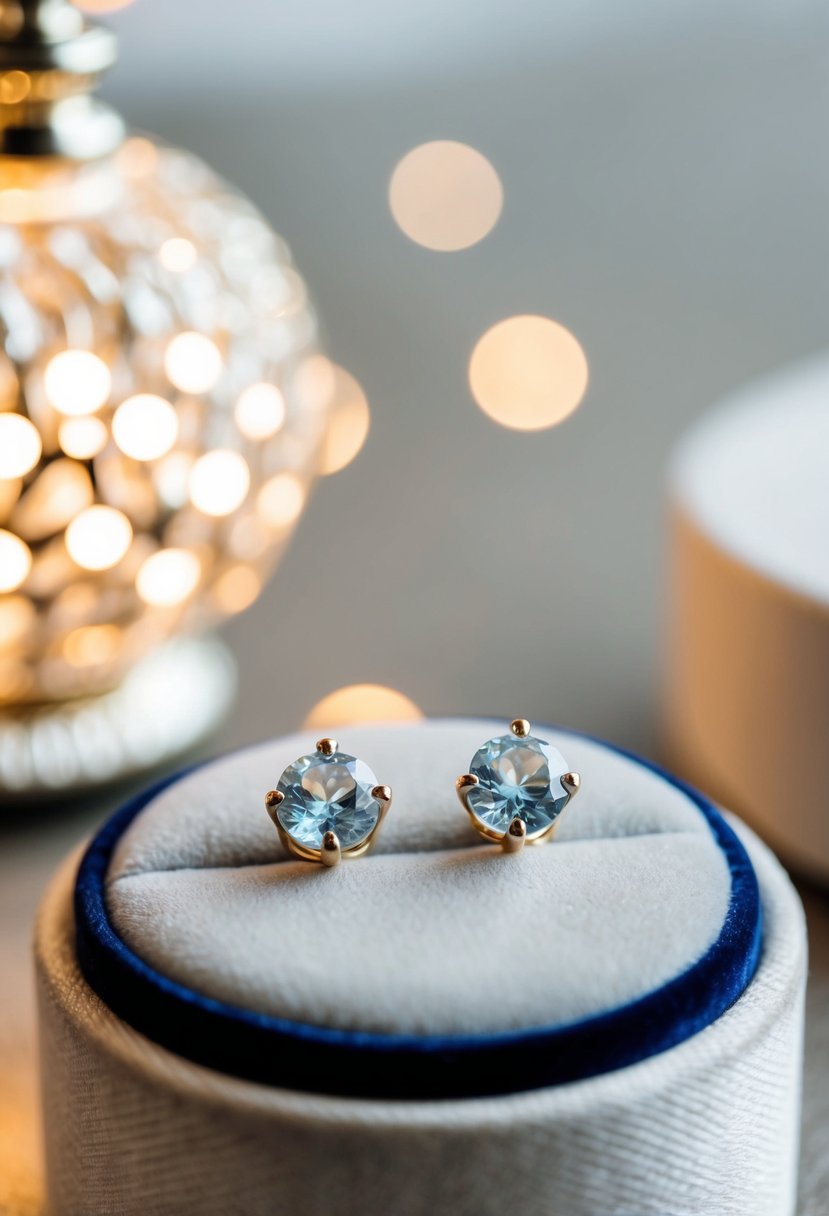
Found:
[39,813,805,1216]
[73,722,759,1097]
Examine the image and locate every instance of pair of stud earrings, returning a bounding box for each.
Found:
[264,719,580,867]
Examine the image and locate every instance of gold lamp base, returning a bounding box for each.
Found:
[0,636,236,800]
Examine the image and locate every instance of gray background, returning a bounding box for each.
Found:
[105,0,829,753]
[2,1,829,1211]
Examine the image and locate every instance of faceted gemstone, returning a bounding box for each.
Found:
[276,750,382,850]
[466,732,570,837]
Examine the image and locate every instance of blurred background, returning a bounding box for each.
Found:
[106,0,829,751]
[2,0,829,1210]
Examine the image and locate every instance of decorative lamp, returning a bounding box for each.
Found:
[0,0,329,794]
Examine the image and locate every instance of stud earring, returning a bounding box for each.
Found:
[456,718,580,853]
[265,738,392,867]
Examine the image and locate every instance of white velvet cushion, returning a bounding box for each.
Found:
[106,719,731,1036]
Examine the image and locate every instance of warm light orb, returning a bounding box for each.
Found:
[320,366,370,475]
[234,382,286,440]
[65,505,132,571]
[189,449,250,517]
[44,350,112,417]
[136,548,201,607]
[113,393,179,461]
[158,237,197,273]
[389,140,503,252]
[0,595,34,648]
[58,416,108,459]
[468,314,589,431]
[257,472,305,528]
[212,565,261,614]
[73,0,136,11]
[305,683,423,729]
[0,413,41,478]
[0,530,32,592]
[62,624,121,667]
[164,332,222,395]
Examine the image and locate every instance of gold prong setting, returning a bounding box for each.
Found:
[456,719,580,853]
[265,744,392,867]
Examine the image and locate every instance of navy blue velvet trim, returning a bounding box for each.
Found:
[74,729,762,1100]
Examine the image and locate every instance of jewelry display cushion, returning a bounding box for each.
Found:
[36,719,806,1216]
[666,353,829,882]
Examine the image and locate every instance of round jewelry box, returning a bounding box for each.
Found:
[37,719,806,1215]
[666,354,829,882]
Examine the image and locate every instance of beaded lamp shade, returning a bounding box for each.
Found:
[0,0,329,793]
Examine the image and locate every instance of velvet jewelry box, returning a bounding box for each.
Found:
[36,719,806,1215]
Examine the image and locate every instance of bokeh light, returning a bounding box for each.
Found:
[44,350,111,417]
[320,365,371,475]
[136,548,201,607]
[234,382,286,440]
[65,505,132,571]
[0,596,34,649]
[389,140,503,252]
[73,0,136,11]
[63,624,121,667]
[158,237,197,273]
[468,315,588,430]
[305,683,423,729]
[189,450,250,517]
[113,394,179,461]
[58,416,108,459]
[0,413,41,478]
[257,472,305,528]
[164,332,222,395]
[0,530,31,592]
[212,565,261,614]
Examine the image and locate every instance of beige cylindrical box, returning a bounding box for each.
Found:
[37,720,806,1215]
[666,354,829,882]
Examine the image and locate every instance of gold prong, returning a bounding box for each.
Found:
[502,817,527,853]
[510,718,531,738]
[316,737,337,756]
[264,789,284,823]
[455,772,479,812]
[321,831,341,867]
[561,771,581,798]
[371,784,392,826]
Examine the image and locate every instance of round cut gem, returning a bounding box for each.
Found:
[276,749,382,850]
[466,732,570,837]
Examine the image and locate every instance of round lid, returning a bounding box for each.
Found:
[75,718,760,1099]
[672,354,829,607]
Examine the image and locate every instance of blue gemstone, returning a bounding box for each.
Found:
[466,733,570,837]
[276,750,382,850]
